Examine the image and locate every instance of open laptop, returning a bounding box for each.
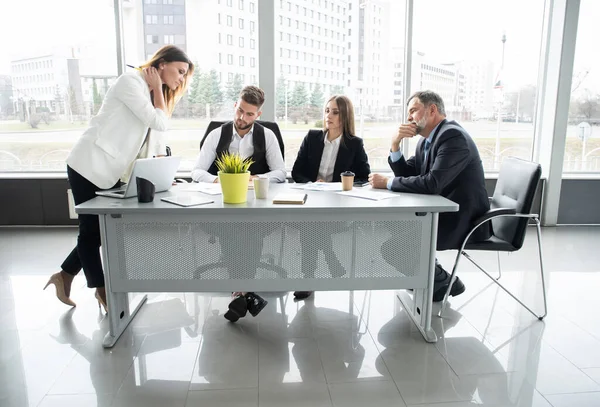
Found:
[96,156,181,199]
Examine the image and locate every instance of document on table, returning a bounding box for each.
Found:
[291,182,343,192]
[176,183,223,195]
[336,188,396,201]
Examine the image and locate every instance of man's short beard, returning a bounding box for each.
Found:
[235,121,252,131]
[414,115,427,135]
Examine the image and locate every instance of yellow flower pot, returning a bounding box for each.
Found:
[218,171,250,204]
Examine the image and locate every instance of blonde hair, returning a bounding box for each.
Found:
[140,45,194,115]
[323,95,356,136]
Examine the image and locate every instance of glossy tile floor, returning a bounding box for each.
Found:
[1,226,600,407]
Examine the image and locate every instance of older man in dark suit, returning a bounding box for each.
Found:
[369,90,491,301]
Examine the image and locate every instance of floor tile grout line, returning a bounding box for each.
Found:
[538,334,600,392]
[581,368,600,386]
[313,333,335,406]
[362,292,410,407]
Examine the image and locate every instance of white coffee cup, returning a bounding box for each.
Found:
[253,176,269,199]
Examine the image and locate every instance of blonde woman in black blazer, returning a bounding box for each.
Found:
[292,95,370,183]
[291,95,371,300]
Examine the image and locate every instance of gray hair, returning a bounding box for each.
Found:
[407,90,446,116]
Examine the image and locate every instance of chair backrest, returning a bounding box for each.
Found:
[490,157,541,249]
[199,120,285,159]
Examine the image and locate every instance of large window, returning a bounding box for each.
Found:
[412,0,545,171]
[0,0,116,171]
[565,0,600,172]
[274,0,405,170]
[0,1,591,176]
[125,0,260,171]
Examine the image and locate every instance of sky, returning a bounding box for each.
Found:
[0,0,597,93]
[410,0,600,92]
[412,0,545,89]
[0,0,116,74]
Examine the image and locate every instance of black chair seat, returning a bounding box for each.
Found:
[465,235,517,252]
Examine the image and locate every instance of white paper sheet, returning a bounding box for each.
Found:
[290,182,343,192]
[175,183,223,195]
[336,188,396,201]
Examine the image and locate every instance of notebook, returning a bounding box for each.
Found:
[272,193,308,205]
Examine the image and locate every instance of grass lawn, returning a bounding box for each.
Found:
[0,118,399,133]
[1,135,598,172]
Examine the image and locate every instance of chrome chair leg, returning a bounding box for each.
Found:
[496,251,502,280]
[438,249,463,317]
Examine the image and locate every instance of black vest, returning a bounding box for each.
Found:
[207,122,271,176]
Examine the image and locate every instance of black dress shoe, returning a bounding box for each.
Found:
[432,267,466,302]
[245,292,268,317]
[224,295,248,322]
[293,291,313,300]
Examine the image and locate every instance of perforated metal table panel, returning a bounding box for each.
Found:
[77,183,458,347]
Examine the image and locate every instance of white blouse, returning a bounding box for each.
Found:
[316,132,342,182]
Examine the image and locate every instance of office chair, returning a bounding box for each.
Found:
[438,157,548,320]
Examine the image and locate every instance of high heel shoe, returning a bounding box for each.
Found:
[43,273,76,307]
[95,291,108,313]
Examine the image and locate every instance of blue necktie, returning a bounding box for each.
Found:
[423,140,431,162]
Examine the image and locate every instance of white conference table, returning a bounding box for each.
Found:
[76,183,458,348]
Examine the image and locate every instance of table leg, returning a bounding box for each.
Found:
[103,293,147,348]
[395,212,438,343]
[99,214,147,348]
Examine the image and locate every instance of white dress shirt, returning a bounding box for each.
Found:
[191,124,286,183]
[316,132,342,182]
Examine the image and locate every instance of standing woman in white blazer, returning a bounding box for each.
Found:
[44,45,194,311]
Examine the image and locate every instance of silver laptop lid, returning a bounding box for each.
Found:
[97,156,181,198]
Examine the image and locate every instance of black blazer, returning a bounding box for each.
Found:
[388,119,491,251]
[292,130,371,183]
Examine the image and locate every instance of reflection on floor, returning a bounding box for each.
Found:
[1,226,600,407]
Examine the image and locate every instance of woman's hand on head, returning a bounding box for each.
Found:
[143,67,163,91]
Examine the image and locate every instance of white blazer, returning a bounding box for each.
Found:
[66,71,169,189]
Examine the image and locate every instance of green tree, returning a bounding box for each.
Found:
[225,73,244,103]
[275,75,288,119]
[68,86,79,117]
[92,80,103,115]
[309,82,324,114]
[575,89,600,120]
[290,82,308,107]
[289,82,309,123]
[189,69,223,117]
[188,63,203,105]
[330,85,345,96]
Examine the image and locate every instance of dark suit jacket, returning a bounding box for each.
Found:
[292,130,371,183]
[388,119,491,250]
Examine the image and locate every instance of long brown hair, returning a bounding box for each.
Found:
[140,45,194,115]
[323,95,356,137]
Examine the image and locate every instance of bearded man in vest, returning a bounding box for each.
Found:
[191,85,286,183]
[191,85,286,322]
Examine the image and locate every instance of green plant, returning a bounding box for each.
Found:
[215,151,254,174]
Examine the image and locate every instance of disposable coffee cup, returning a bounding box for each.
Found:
[341,171,355,191]
[136,177,156,203]
[253,176,269,199]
